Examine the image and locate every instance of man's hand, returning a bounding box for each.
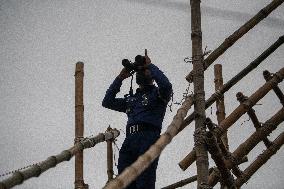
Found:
[118,68,131,80]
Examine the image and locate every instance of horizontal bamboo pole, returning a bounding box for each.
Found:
[103,96,194,189]
[237,92,273,147]
[208,108,284,187]
[186,1,284,82]
[179,67,284,171]
[180,36,284,132]
[0,129,120,189]
[263,70,284,106]
[235,132,284,187]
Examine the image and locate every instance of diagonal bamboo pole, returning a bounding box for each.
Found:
[161,168,214,189]
[190,0,209,187]
[208,108,284,187]
[205,132,236,188]
[0,129,120,189]
[263,70,284,106]
[103,96,194,189]
[186,0,284,82]
[235,132,284,187]
[237,92,273,147]
[178,67,284,171]
[180,35,284,132]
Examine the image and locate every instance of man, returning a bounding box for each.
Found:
[102,52,172,189]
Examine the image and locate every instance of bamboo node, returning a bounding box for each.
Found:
[13,171,24,184]
[47,156,57,167]
[33,164,42,177]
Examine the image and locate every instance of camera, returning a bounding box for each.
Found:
[122,55,146,73]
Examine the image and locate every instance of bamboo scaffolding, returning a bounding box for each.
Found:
[208,108,284,187]
[179,67,284,171]
[190,0,209,187]
[0,129,120,189]
[235,132,284,187]
[205,132,236,188]
[214,64,229,150]
[103,96,194,189]
[106,126,114,182]
[74,62,88,189]
[186,0,284,82]
[237,92,272,147]
[263,70,284,106]
[180,36,284,132]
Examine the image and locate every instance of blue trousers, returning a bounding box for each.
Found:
[118,130,160,189]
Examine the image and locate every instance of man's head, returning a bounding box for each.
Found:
[134,55,153,86]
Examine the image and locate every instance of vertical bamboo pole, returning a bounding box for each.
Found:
[190,0,209,187]
[74,62,88,189]
[214,64,229,150]
[106,126,114,182]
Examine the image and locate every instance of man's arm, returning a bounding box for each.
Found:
[102,68,131,112]
[148,63,172,102]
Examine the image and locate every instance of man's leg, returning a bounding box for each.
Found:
[117,139,137,189]
[136,158,159,189]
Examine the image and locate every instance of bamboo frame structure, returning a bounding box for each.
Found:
[237,92,272,147]
[214,64,229,150]
[179,67,284,171]
[235,132,284,187]
[208,108,284,187]
[103,96,194,189]
[180,35,284,132]
[190,0,209,187]
[0,129,120,189]
[74,62,88,189]
[263,70,284,106]
[186,0,284,82]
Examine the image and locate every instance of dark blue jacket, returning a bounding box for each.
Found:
[102,64,172,130]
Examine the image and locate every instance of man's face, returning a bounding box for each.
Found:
[136,68,153,86]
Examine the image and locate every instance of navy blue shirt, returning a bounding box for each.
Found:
[102,64,172,130]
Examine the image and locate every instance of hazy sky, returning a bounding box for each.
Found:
[0,0,283,188]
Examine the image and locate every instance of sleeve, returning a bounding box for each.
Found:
[102,77,127,112]
[148,63,173,102]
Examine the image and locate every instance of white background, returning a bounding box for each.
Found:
[0,0,283,188]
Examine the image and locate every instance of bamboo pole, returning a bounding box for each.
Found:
[235,132,284,187]
[208,108,284,187]
[180,36,284,132]
[179,67,284,171]
[205,132,236,188]
[161,168,214,189]
[0,129,120,189]
[106,126,114,182]
[74,62,88,189]
[236,92,273,147]
[263,70,284,106]
[214,64,229,150]
[190,0,209,187]
[186,1,284,82]
[103,96,194,189]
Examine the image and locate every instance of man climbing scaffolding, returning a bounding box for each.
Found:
[102,50,172,189]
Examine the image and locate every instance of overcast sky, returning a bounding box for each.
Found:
[0,0,283,188]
